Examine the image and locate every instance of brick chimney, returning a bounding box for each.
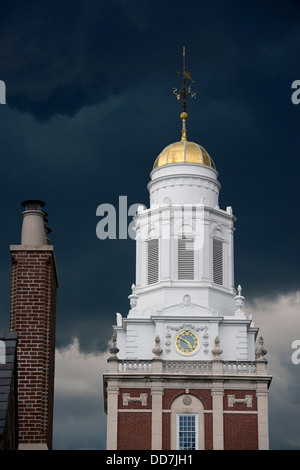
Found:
[9,200,58,450]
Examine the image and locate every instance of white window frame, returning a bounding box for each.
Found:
[176,414,199,450]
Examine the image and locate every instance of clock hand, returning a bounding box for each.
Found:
[181,338,192,349]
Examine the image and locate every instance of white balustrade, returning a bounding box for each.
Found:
[114,359,261,375]
[222,361,257,374]
[118,360,153,373]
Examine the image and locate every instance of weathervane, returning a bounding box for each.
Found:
[173,46,196,113]
[173,46,196,140]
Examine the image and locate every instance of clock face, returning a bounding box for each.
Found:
[175,330,199,355]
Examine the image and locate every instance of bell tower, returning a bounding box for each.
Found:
[103,50,272,451]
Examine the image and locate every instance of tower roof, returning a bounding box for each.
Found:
[153,136,216,170]
[152,113,216,171]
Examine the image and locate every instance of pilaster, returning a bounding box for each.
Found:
[256,382,270,450]
[106,380,119,450]
[211,380,224,450]
[151,381,163,450]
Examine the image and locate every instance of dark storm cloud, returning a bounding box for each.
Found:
[2,0,299,122]
[0,0,189,121]
[1,0,149,121]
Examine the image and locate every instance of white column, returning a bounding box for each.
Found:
[151,381,163,450]
[211,380,224,450]
[257,383,270,450]
[106,380,119,450]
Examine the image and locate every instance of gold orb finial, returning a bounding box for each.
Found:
[180,111,188,120]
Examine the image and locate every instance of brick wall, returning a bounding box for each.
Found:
[204,413,213,450]
[117,388,152,449]
[118,413,152,450]
[110,383,260,450]
[162,413,170,449]
[223,389,258,450]
[224,414,258,450]
[10,248,58,449]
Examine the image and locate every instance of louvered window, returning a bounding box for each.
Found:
[147,239,159,284]
[178,237,194,280]
[213,239,223,285]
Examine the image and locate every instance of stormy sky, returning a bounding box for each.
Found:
[0,0,299,449]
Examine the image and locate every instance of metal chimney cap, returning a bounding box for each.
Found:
[21,200,46,209]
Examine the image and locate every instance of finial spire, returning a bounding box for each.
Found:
[173,46,196,141]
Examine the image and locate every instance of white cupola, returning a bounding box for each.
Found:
[132,111,236,320]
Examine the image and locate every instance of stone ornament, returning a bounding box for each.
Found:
[128,283,138,309]
[108,331,119,361]
[212,336,223,359]
[152,335,163,359]
[182,395,192,406]
[255,336,267,361]
[122,393,148,406]
[182,294,191,307]
[234,284,245,316]
[227,394,253,408]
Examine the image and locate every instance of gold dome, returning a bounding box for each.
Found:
[153,139,216,170]
[153,112,216,171]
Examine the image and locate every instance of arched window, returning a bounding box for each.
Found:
[170,394,205,450]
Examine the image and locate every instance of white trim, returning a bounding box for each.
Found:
[118,409,152,412]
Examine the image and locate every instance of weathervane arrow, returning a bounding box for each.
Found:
[173,46,196,114]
